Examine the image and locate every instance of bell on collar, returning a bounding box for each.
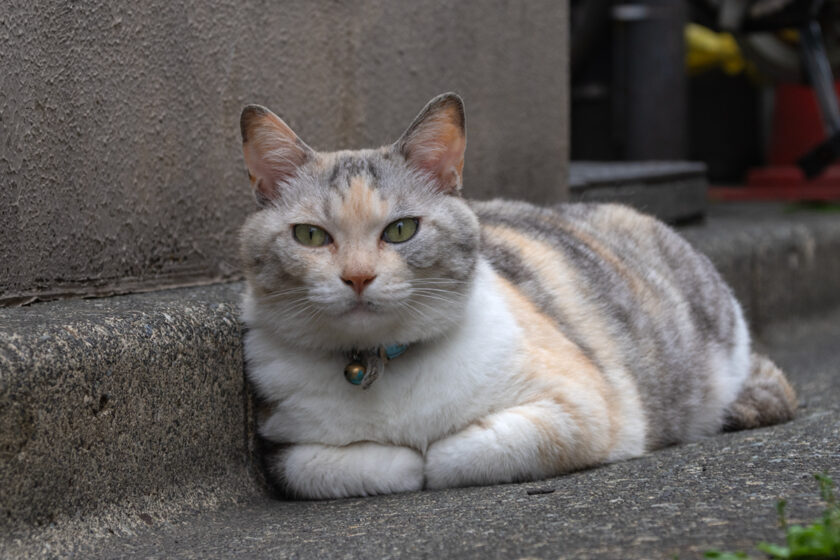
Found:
[343,344,407,389]
[344,361,366,385]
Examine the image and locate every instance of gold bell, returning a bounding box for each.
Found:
[344,362,366,385]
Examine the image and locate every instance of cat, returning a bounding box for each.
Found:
[238,93,797,500]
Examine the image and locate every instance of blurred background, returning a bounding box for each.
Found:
[570,0,840,215]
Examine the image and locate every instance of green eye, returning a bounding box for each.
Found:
[382,218,419,244]
[293,224,331,247]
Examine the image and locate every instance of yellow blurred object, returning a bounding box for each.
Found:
[685,23,746,75]
[777,28,800,45]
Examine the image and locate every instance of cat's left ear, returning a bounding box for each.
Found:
[240,104,313,205]
[394,93,466,194]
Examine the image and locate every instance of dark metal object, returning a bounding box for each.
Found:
[703,0,840,177]
[571,0,613,76]
[612,1,688,160]
[718,0,751,30]
[797,17,840,177]
[800,20,840,136]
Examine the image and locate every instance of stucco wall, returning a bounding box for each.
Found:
[0,1,569,303]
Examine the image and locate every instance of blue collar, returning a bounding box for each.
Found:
[382,343,409,360]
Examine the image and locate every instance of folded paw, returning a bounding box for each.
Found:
[280,442,424,499]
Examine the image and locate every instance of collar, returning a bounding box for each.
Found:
[343,344,409,389]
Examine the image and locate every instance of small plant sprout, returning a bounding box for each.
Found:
[705,473,840,560]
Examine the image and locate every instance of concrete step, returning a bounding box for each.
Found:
[680,202,840,330]
[569,161,709,224]
[0,284,259,553]
[2,201,840,557]
[29,304,840,559]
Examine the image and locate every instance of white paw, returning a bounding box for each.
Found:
[423,438,458,490]
[424,429,495,490]
[283,442,424,499]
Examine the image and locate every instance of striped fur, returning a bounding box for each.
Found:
[238,94,796,499]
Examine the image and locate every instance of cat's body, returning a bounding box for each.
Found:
[239,94,796,499]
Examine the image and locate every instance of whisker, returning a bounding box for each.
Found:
[411,293,462,305]
[411,288,463,297]
[406,278,469,285]
[401,298,442,319]
[261,286,310,297]
[261,292,310,304]
[412,286,454,294]
[280,300,323,320]
[396,302,434,324]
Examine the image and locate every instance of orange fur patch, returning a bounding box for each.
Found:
[345,176,386,218]
[493,274,615,467]
[330,176,391,279]
[485,223,651,454]
[482,223,650,453]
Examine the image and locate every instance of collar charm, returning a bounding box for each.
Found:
[343,344,408,389]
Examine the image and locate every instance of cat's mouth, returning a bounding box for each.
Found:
[342,300,380,316]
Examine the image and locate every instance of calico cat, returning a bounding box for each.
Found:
[238,93,796,499]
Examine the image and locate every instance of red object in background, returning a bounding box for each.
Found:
[709,81,840,201]
[710,165,840,200]
[768,81,840,165]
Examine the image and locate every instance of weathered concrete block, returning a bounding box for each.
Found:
[569,161,708,223]
[0,283,254,534]
[681,203,840,330]
[0,0,569,304]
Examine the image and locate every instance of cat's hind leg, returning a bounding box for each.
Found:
[424,399,609,490]
[724,352,797,430]
[269,442,424,499]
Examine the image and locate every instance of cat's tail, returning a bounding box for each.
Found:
[724,353,797,431]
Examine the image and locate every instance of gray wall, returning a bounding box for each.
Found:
[0,1,569,304]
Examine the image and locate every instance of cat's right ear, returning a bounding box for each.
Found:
[240,105,313,205]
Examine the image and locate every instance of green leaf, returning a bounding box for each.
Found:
[704,551,750,560]
[756,541,790,558]
[777,500,789,530]
[701,474,840,560]
[815,473,836,507]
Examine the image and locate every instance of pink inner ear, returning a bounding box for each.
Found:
[242,111,309,201]
[417,131,466,188]
[403,108,466,193]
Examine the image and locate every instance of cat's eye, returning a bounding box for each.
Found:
[382,218,419,244]
[293,224,332,247]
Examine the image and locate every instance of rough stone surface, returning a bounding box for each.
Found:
[45,306,840,559]
[0,0,570,304]
[0,283,254,535]
[681,203,840,330]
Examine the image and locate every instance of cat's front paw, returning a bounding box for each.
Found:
[424,432,477,490]
[281,442,424,499]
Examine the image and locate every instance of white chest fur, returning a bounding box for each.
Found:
[245,260,524,453]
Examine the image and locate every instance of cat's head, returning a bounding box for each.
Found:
[238,93,480,351]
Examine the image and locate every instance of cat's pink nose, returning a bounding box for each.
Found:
[341,273,377,295]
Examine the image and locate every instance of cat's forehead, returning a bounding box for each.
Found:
[280,147,436,229]
[315,149,391,190]
[300,149,394,228]
[330,173,390,228]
